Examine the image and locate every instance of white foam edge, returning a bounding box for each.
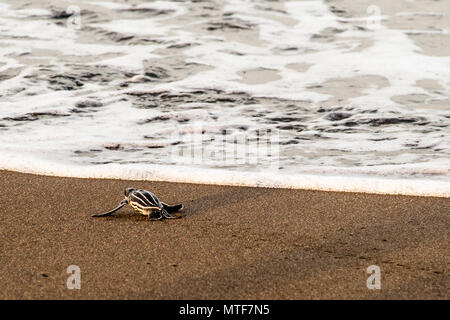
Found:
[0,154,448,198]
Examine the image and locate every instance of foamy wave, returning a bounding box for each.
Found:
[0,151,448,197]
[0,0,449,197]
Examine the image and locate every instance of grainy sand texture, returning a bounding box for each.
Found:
[0,170,448,299]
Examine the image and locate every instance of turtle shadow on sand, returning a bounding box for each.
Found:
[185,187,279,216]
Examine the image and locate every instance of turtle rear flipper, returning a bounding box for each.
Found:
[161,202,183,213]
[149,210,163,221]
[161,209,180,219]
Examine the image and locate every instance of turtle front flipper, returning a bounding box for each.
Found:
[92,199,127,217]
[161,202,183,213]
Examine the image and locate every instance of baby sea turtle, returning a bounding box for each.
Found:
[92,188,183,220]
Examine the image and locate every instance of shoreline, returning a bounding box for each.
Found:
[0,169,448,299]
[1,159,449,198]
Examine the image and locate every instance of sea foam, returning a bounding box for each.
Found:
[0,0,448,197]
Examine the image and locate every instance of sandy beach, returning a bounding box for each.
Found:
[0,170,448,299]
[0,0,449,301]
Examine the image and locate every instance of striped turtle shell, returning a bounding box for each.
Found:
[125,188,164,212]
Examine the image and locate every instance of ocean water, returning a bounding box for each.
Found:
[0,0,449,196]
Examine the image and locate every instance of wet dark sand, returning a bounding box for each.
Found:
[0,170,448,299]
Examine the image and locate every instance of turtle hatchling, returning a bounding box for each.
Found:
[92,188,183,220]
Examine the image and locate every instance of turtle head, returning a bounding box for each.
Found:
[124,188,136,197]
